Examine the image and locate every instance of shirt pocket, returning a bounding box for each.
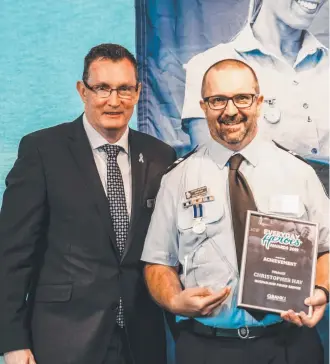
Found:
[177,201,235,289]
[177,201,224,232]
[177,201,225,266]
[257,195,308,220]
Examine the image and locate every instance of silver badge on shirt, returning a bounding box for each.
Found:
[183,186,215,234]
[264,98,281,124]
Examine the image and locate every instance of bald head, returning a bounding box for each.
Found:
[201,59,260,98]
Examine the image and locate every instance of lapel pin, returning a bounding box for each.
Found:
[139,153,144,163]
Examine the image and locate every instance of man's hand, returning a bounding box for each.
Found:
[4,349,36,364]
[280,288,327,328]
[169,286,231,317]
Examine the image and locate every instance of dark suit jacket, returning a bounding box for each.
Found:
[0,116,176,364]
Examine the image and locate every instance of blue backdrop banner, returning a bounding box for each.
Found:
[0,0,136,204]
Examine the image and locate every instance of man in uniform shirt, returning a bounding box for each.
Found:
[142,59,329,364]
[182,0,329,166]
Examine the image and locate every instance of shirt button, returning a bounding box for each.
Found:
[293,80,299,85]
[311,148,318,154]
[303,103,309,109]
[307,117,312,122]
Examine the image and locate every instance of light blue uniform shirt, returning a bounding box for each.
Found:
[182,25,329,161]
[141,134,329,328]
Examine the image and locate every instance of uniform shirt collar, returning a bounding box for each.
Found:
[298,30,328,58]
[206,130,263,169]
[233,25,265,54]
[83,113,129,154]
[233,24,327,57]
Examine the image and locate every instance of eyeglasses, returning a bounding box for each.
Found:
[203,94,259,110]
[83,80,139,99]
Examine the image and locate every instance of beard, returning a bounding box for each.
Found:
[217,114,247,125]
[216,114,249,144]
[208,110,258,149]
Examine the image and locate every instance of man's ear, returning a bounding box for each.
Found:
[200,99,207,115]
[256,94,264,118]
[133,82,142,105]
[76,81,87,103]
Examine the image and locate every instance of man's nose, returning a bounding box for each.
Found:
[107,90,120,107]
[223,99,238,116]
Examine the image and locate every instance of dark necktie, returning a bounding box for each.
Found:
[101,144,129,328]
[228,154,265,320]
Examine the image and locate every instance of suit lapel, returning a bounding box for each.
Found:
[122,129,148,260]
[68,116,119,258]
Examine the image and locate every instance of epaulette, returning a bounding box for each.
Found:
[166,146,198,174]
[272,140,307,163]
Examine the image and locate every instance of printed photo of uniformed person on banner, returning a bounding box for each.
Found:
[137,0,329,190]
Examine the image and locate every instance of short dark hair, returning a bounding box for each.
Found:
[201,58,260,97]
[82,43,139,83]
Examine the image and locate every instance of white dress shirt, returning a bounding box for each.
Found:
[83,114,132,217]
[182,25,329,161]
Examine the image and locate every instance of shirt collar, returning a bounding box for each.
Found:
[233,25,265,54]
[233,24,327,56]
[298,30,328,59]
[206,130,264,169]
[83,113,129,154]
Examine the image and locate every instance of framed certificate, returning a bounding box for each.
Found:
[237,211,318,316]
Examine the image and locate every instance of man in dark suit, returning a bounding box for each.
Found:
[0,43,176,364]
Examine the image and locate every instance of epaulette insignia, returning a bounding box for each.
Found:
[166,146,198,174]
[272,140,306,163]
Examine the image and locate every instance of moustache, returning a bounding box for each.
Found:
[217,115,247,125]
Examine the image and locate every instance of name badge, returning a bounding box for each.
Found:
[185,186,208,200]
